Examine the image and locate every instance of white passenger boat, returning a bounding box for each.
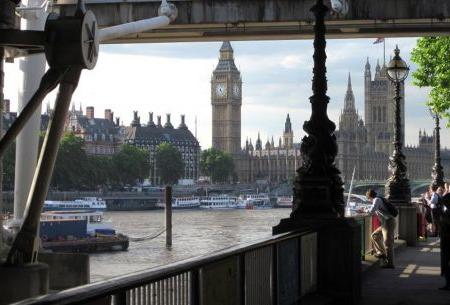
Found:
[276,196,293,208]
[157,197,200,209]
[200,195,238,209]
[237,194,271,209]
[43,197,107,212]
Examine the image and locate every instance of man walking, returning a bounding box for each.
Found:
[366,189,396,268]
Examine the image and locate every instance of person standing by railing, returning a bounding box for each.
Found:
[366,189,396,269]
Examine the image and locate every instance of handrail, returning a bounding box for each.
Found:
[13,229,312,305]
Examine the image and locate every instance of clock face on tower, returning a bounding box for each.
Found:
[233,84,240,97]
[215,83,226,97]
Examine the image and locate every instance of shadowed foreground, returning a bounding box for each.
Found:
[361,238,449,305]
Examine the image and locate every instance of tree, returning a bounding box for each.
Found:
[155,142,184,185]
[200,148,234,183]
[51,133,91,190]
[87,155,113,189]
[112,144,150,186]
[411,37,450,119]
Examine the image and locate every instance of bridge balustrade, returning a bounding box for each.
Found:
[13,231,317,305]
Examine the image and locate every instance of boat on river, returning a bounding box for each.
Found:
[39,210,128,253]
[275,196,293,208]
[157,196,200,209]
[200,195,237,209]
[237,193,272,209]
[43,197,107,212]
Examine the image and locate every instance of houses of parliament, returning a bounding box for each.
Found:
[211,41,450,183]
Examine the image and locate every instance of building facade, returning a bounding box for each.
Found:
[210,42,301,183]
[333,62,450,182]
[211,41,242,155]
[124,111,201,184]
[65,105,122,155]
[211,41,450,184]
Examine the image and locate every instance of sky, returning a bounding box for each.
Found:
[4,37,449,150]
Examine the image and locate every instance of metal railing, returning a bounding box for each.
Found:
[13,230,317,305]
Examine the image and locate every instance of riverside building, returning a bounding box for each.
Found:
[124,111,201,185]
[211,42,450,183]
[65,105,122,155]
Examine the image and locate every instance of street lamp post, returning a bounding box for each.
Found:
[429,108,444,188]
[385,46,411,205]
[289,0,345,218]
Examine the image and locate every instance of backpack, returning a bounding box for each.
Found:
[380,197,398,218]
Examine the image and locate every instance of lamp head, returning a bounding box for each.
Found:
[386,45,409,83]
[329,0,349,15]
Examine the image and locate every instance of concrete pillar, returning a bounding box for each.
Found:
[14,0,47,220]
[397,205,417,246]
[0,263,49,305]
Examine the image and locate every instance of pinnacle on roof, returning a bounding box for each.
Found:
[284,113,292,133]
[220,41,233,52]
[344,73,356,112]
[365,57,370,69]
[347,72,352,91]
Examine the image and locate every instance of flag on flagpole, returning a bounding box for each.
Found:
[373,38,385,44]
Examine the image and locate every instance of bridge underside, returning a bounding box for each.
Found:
[54,0,450,43]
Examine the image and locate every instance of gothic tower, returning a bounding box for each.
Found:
[364,58,405,155]
[211,41,242,154]
[336,73,366,181]
[283,114,293,149]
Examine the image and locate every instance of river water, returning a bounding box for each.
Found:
[90,209,290,282]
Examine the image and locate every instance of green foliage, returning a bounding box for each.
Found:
[111,144,150,186]
[155,142,184,185]
[411,37,450,119]
[50,135,149,190]
[88,155,113,188]
[51,133,91,190]
[200,148,234,183]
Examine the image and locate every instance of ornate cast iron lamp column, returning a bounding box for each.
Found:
[429,108,444,188]
[290,0,344,218]
[385,46,411,205]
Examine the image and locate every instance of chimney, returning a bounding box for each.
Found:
[131,111,141,127]
[115,117,120,126]
[157,115,162,128]
[164,113,174,128]
[148,112,155,127]
[178,114,187,129]
[86,106,94,119]
[3,99,10,113]
[105,109,113,122]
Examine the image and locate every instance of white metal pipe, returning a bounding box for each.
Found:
[98,15,170,43]
[16,0,48,11]
[14,0,47,220]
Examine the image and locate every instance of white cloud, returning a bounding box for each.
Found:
[3,38,448,152]
[280,55,308,69]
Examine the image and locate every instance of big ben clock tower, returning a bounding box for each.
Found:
[211,41,242,155]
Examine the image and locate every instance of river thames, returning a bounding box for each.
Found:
[90,209,290,282]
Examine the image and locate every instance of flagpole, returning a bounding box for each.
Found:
[383,39,386,64]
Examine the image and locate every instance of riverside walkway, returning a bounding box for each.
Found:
[361,238,449,305]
